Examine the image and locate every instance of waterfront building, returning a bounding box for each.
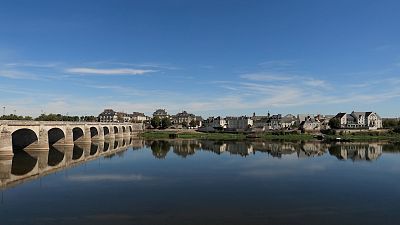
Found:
[334,111,383,129]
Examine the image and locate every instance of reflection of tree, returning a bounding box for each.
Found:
[151,141,171,159]
[328,145,344,160]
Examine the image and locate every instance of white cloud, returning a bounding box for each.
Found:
[66,67,156,75]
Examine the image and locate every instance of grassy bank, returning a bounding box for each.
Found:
[140,130,400,142]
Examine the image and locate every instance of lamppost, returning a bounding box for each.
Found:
[2,106,5,117]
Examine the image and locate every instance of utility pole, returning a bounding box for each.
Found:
[2,106,5,116]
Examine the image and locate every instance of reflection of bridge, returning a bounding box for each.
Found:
[0,137,145,189]
[0,120,144,188]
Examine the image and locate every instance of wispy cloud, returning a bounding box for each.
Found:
[0,70,39,79]
[240,72,294,81]
[66,67,156,75]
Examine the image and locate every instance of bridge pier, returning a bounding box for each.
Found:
[0,126,13,160]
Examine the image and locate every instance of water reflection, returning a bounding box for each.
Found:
[145,139,385,161]
[0,139,395,189]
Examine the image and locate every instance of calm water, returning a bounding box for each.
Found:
[1,139,400,225]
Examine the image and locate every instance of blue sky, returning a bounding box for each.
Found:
[1,0,400,117]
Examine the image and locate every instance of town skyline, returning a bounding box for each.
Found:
[1,1,400,117]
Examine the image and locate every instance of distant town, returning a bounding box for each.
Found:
[2,108,400,133]
[97,108,399,133]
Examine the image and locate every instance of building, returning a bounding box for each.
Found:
[171,111,196,126]
[252,113,297,130]
[130,112,148,122]
[226,116,253,130]
[98,109,118,122]
[201,116,227,131]
[299,116,321,132]
[153,109,169,119]
[334,111,383,129]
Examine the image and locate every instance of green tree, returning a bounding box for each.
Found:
[182,121,188,127]
[189,120,197,127]
[161,117,171,129]
[151,116,161,128]
[328,118,341,129]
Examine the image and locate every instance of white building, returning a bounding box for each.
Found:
[334,111,383,129]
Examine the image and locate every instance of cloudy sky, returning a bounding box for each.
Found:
[1,0,400,117]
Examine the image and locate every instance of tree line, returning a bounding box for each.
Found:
[0,114,98,122]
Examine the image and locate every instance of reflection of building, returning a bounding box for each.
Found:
[226,143,254,156]
[171,140,200,158]
[329,143,383,161]
[298,143,326,157]
[200,140,227,154]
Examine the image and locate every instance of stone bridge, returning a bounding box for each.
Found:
[0,120,144,160]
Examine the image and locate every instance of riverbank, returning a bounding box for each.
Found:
[140,130,400,142]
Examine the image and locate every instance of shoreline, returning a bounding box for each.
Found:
[140,130,400,142]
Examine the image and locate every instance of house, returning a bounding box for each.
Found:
[226,116,253,131]
[130,112,148,122]
[334,111,382,129]
[153,109,169,119]
[201,116,227,131]
[98,109,118,122]
[171,111,197,126]
[299,116,321,132]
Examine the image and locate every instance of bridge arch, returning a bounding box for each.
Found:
[122,126,126,133]
[72,127,84,142]
[103,126,110,136]
[113,126,119,134]
[90,127,99,138]
[129,126,133,133]
[11,128,39,152]
[48,128,65,146]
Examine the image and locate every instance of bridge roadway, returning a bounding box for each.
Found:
[0,120,144,160]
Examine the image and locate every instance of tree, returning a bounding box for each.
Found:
[328,118,341,129]
[161,117,171,129]
[151,116,161,128]
[189,120,197,127]
[182,121,188,128]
